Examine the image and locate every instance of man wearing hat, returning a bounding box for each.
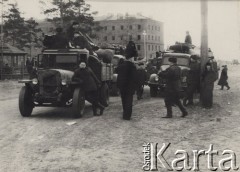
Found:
[159,57,188,118]
[183,55,201,106]
[116,55,137,120]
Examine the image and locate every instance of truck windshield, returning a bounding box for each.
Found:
[38,54,78,70]
[162,56,189,66]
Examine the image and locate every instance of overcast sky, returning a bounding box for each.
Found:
[3,0,240,61]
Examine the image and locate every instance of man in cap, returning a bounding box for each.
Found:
[159,57,188,118]
[116,53,137,120]
[183,54,201,106]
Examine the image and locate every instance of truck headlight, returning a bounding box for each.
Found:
[32,78,38,85]
[155,76,159,82]
[61,80,67,86]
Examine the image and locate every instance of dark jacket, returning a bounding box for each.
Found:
[135,68,147,86]
[159,64,181,93]
[52,33,68,49]
[72,67,100,92]
[201,70,216,108]
[66,26,76,41]
[187,61,200,84]
[218,68,228,85]
[116,60,137,94]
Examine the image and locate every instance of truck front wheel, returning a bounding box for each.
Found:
[72,88,85,118]
[19,86,34,117]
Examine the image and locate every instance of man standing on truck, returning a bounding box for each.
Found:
[159,57,188,118]
[52,27,68,49]
[69,32,93,55]
[185,31,192,44]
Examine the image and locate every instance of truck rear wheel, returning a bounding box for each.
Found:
[150,85,158,97]
[100,83,109,107]
[19,86,34,117]
[72,88,85,118]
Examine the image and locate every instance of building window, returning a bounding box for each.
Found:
[112,26,115,30]
[148,35,150,40]
[152,45,154,51]
[137,45,141,50]
[152,26,154,30]
[120,35,123,40]
[121,25,124,30]
[129,25,132,30]
[138,25,141,30]
[104,26,107,30]
[158,36,160,41]
[155,36,157,41]
[104,36,107,41]
[112,36,115,40]
[155,45,157,51]
[152,36,154,40]
[155,26,157,30]
[148,25,150,30]
[148,45,150,51]
[159,46,160,50]
[137,35,141,40]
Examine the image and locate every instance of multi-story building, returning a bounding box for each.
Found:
[95,14,164,60]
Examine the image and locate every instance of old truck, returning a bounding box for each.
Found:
[18,48,113,118]
[148,53,191,97]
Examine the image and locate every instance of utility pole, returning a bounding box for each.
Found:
[0,0,4,80]
[200,0,209,104]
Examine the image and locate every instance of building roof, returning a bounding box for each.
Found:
[95,13,152,21]
[0,42,27,55]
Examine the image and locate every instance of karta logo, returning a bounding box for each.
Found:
[142,143,239,171]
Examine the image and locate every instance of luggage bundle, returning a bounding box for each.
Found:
[95,49,114,63]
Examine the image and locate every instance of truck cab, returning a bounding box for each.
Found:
[18,48,113,118]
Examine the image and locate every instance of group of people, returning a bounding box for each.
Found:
[43,21,94,54]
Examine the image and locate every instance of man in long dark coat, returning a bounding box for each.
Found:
[116,55,137,120]
[183,55,200,106]
[201,62,217,108]
[72,61,105,116]
[218,65,230,90]
[159,57,188,118]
